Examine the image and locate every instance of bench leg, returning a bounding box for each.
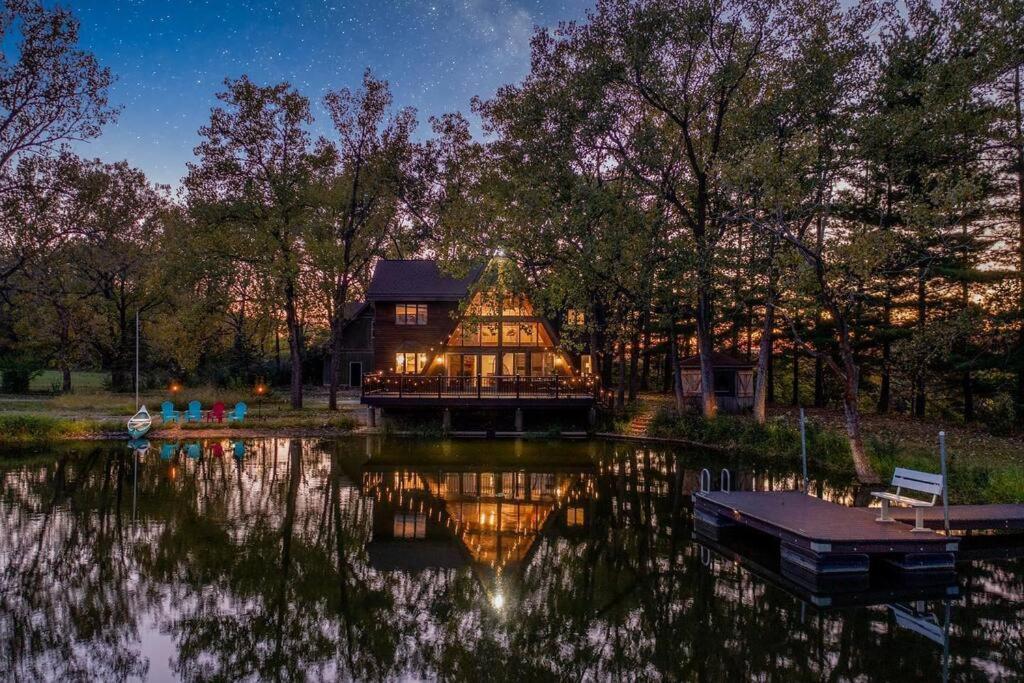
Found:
[911,507,929,532]
[876,499,893,523]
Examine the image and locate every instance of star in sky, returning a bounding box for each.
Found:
[67,0,594,187]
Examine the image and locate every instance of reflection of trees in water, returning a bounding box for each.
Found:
[0,445,150,680]
[1,439,1022,680]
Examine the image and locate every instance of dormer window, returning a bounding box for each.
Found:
[567,309,585,326]
[396,303,428,325]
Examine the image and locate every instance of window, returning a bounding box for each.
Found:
[393,513,426,539]
[500,322,540,347]
[567,507,585,526]
[531,352,555,376]
[481,323,499,346]
[567,309,585,326]
[450,323,480,346]
[395,352,427,374]
[580,354,593,374]
[396,304,428,325]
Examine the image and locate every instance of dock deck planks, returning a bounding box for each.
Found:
[693,491,959,576]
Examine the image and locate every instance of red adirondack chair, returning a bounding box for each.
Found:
[211,442,224,458]
[208,401,226,423]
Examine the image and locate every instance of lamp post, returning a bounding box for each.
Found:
[255,381,266,421]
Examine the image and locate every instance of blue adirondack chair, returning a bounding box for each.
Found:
[160,401,180,423]
[232,441,246,460]
[185,442,201,459]
[227,402,247,422]
[160,443,177,461]
[184,400,202,423]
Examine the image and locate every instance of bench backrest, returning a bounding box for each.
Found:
[891,467,944,502]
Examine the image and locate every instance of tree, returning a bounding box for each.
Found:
[313,70,416,410]
[543,0,790,417]
[0,0,116,296]
[186,77,328,408]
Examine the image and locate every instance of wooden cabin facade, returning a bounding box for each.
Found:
[360,259,597,419]
[679,352,755,413]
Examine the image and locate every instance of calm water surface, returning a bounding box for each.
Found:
[1,437,1022,681]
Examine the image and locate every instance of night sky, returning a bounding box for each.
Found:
[67,0,594,187]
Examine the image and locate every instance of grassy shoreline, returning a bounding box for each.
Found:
[643,405,1024,504]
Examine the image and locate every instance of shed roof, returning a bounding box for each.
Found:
[680,352,755,369]
[366,259,483,302]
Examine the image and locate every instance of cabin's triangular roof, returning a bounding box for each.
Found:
[366,259,484,302]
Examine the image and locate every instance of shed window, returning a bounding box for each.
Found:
[396,304,428,325]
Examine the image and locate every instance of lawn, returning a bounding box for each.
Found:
[28,370,110,392]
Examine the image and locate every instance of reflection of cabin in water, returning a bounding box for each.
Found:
[361,466,592,574]
[680,352,755,413]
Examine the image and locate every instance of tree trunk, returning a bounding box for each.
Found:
[837,325,879,483]
[628,332,640,402]
[696,260,718,418]
[753,298,774,425]
[61,365,72,393]
[328,276,352,411]
[877,286,892,414]
[791,344,799,407]
[283,283,303,409]
[615,341,626,410]
[670,320,684,413]
[766,332,775,403]
[814,356,825,408]
[1014,66,1024,427]
[640,309,652,391]
[913,267,927,418]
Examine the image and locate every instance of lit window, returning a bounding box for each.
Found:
[393,513,426,538]
[580,354,593,374]
[567,309,585,326]
[396,304,428,325]
[567,507,585,526]
[481,323,499,346]
[395,352,428,374]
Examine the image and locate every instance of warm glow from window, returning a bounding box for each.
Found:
[395,352,427,374]
[396,303,428,325]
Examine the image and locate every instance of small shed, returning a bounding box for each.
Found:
[679,352,755,413]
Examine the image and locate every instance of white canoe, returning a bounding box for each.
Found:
[127,405,152,438]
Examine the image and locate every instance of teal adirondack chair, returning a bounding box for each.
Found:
[159,443,177,461]
[161,401,180,423]
[231,441,246,460]
[185,442,201,459]
[184,400,202,423]
[227,402,247,422]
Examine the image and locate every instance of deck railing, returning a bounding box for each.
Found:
[362,374,599,400]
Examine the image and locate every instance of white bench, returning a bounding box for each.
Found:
[872,467,943,532]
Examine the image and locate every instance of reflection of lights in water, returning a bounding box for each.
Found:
[491,593,505,610]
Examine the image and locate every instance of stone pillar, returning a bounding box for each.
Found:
[374,407,384,428]
[588,406,598,430]
[514,408,524,432]
[442,408,452,433]
[367,405,376,427]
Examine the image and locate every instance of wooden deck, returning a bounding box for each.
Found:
[361,374,598,408]
[693,491,959,576]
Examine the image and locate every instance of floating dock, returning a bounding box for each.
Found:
[693,491,959,576]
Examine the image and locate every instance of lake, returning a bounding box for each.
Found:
[1,437,1021,681]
